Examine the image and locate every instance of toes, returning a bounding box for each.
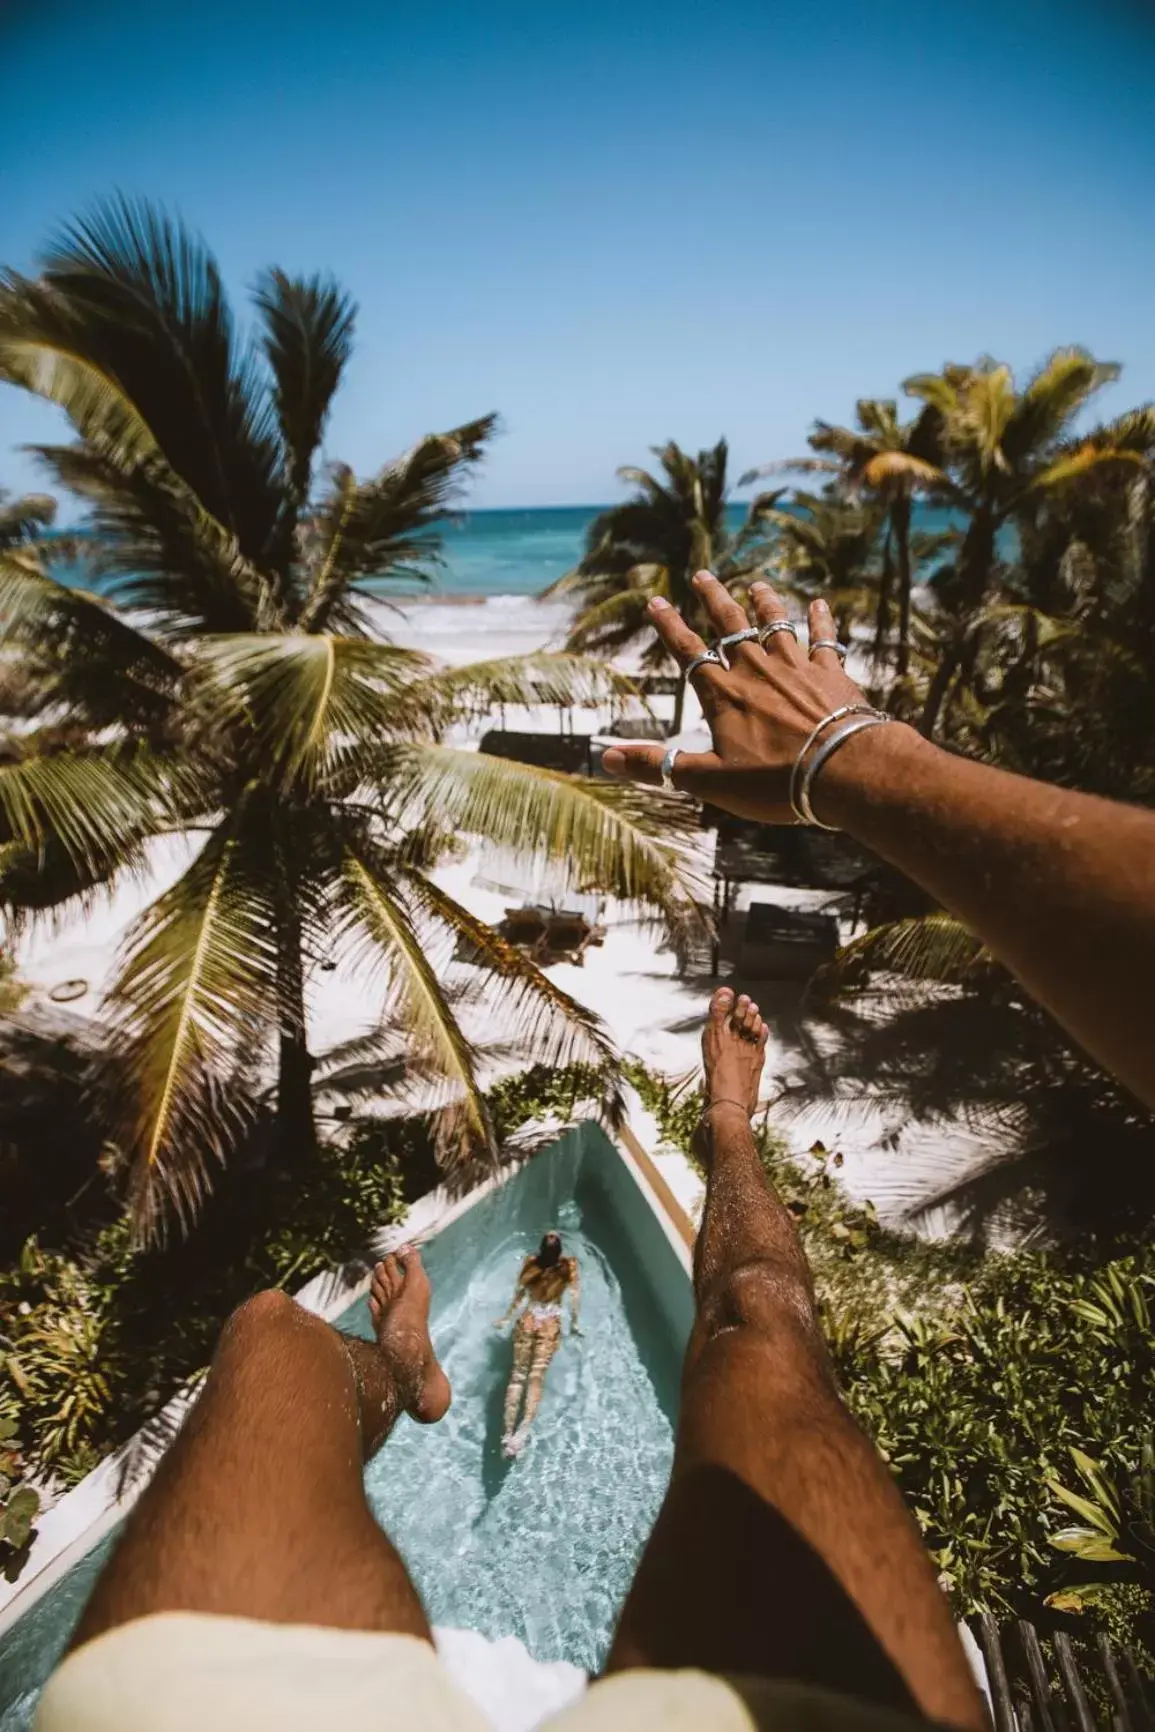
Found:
[758,1022,769,1047]
[398,1246,430,1303]
[373,1256,400,1307]
[744,999,760,1038]
[709,986,735,1022]
[730,993,750,1033]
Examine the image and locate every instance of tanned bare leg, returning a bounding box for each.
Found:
[609,987,983,1729]
[73,1249,450,1649]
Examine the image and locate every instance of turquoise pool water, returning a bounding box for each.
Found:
[0,1128,691,1725]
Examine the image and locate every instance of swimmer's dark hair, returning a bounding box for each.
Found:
[537,1231,563,1269]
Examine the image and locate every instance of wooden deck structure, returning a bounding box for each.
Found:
[977,1612,1152,1731]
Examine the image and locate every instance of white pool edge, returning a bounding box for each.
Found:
[0,1113,693,1638]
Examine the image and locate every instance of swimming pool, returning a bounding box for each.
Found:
[0,1124,694,1726]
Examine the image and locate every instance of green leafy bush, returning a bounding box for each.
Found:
[0,1416,39,1582]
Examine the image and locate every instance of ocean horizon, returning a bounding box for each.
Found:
[47,501,964,602]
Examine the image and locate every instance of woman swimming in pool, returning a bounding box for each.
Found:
[494,1230,581,1458]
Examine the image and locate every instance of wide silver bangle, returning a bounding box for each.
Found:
[791,714,892,829]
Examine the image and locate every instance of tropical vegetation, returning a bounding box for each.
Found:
[0,199,702,1243]
[546,438,772,730]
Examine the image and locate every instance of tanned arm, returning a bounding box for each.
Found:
[602,573,1155,1111]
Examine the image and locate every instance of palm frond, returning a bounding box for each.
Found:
[0,551,182,724]
[12,197,284,560]
[253,268,357,507]
[402,870,621,1093]
[392,651,642,734]
[195,632,429,792]
[299,415,497,631]
[812,912,989,1004]
[740,457,839,485]
[28,445,267,636]
[0,744,174,883]
[384,743,707,941]
[1003,348,1121,464]
[0,492,56,549]
[861,451,949,490]
[107,810,280,1240]
[334,844,495,1169]
[902,371,962,418]
[563,586,660,652]
[1030,443,1144,494]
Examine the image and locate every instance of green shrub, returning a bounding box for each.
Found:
[487,1062,613,1143]
[0,1416,39,1582]
[1,1132,408,1494]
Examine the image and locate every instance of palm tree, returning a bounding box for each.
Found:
[0,488,57,553]
[546,440,769,732]
[0,487,80,717]
[941,419,1155,793]
[745,402,946,678]
[902,351,1141,735]
[0,199,701,1241]
[753,488,886,643]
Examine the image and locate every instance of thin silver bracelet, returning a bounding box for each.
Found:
[789,705,887,825]
[793,714,892,829]
[794,704,883,769]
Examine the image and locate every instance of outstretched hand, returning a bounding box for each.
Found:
[601,574,883,824]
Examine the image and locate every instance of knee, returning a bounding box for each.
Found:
[697,1258,819,1346]
[223,1288,301,1343]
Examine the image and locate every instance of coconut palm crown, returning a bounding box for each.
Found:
[545,439,770,732]
[0,200,702,1240]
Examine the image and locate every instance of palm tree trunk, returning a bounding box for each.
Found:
[921,499,995,736]
[957,501,997,613]
[672,672,686,735]
[872,522,895,669]
[274,866,317,1168]
[919,646,956,739]
[893,494,914,678]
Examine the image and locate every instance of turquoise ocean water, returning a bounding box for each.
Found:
[50,502,961,601]
[431,505,601,595]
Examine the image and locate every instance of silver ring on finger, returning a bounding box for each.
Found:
[716,627,760,666]
[809,637,848,663]
[758,620,800,648]
[660,744,681,791]
[684,648,725,679]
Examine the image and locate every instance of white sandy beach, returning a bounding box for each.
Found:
[10,593,990,1237]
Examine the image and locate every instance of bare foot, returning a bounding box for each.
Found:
[700,985,769,1115]
[369,1248,451,1425]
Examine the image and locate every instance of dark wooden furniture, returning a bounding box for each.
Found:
[479,730,593,775]
[737,902,840,981]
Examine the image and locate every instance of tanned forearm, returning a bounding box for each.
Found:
[819,723,1155,1111]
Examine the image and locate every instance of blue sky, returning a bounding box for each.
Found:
[3,0,1154,508]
